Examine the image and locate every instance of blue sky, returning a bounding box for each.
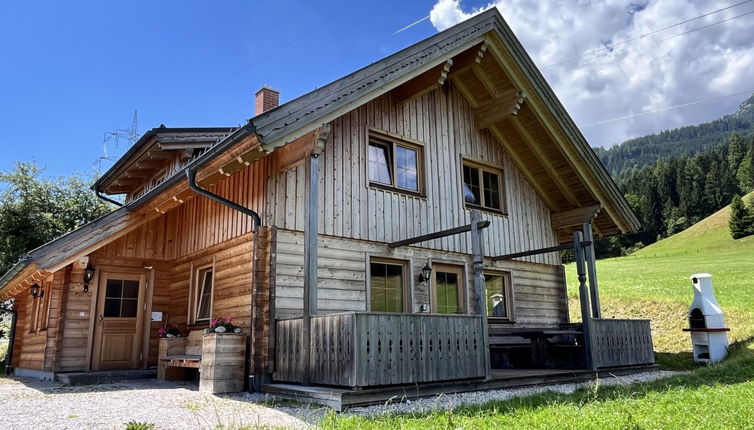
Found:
[2,1,753,179]
[0,1,445,177]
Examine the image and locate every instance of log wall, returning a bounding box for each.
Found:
[273,229,567,325]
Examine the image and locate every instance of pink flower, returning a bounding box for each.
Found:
[225,317,233,322]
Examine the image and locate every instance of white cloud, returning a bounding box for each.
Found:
[428,0,754,147]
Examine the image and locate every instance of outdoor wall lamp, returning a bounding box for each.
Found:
[30,283,41,298]
[418,262,432,284]
[83,263,95,292]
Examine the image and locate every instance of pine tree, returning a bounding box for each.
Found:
[737,139,754,192]
[729,195,752,239]
[728,132,747,173]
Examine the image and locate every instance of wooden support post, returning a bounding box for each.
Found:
[582,222,601,319]
[573,231,594,370]
[470,210,491,380]
[301,123,328,385]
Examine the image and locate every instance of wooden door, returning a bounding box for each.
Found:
[432,264,466,314]
[92,271,147,370]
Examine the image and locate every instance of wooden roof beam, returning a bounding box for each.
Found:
[489,124,559,210]
[551,204,602,230]
[474,91,526,129]
[394,60,453,105]
[509,116,580,207]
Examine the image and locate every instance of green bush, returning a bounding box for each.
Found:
[124,421,156,430]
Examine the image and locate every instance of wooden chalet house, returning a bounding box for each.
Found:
[0,10,654,406]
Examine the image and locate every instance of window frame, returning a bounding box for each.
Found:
[189,263,215,325]
[461,157,506,214]
[431,263,467,315]
[483,270,514,323]
[367,130,425,197]
[367,257,410,313]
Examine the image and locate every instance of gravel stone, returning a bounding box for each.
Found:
[346,370,684,417]
[0,370,682,428]
[0,377,323,429]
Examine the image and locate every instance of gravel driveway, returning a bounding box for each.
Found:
[0,377,323,430]
[0,370,681,429]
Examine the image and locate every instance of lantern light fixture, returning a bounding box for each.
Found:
[418,261,432,284]
[30,283,41,298]
[83,263,96,292]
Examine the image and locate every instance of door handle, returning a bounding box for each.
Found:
[98,314,103,325]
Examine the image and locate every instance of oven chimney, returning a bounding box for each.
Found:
[255,85,280,115]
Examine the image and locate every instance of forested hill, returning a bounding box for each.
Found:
[595,93,754,176]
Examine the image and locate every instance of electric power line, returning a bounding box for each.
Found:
[581,89,754,127]
[545,0,754,67]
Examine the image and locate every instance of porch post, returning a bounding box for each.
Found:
[470,210,491,380]
[582,222,601,318]
[573,231,594,370]
[302,124,328,385]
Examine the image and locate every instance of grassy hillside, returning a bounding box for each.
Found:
[633,191,754,257]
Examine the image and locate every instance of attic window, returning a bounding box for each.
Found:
[368,132,424,195]
[462,159,505,213]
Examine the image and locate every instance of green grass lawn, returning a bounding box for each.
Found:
[327,196,754,428]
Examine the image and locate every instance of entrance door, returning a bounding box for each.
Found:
[432,264,466,314]
[92,271,147,370]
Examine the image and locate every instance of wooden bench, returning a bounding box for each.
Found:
[157,330,203,381]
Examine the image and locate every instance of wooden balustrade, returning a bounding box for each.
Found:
[589,318,654,368]
[274,312,486,388]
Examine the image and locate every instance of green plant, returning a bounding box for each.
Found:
[124,421,156,430]
[208,317,240,334]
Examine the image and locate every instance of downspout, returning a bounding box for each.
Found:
[95,189,124,207]
[0,304,17,376]
[185,165,262,391]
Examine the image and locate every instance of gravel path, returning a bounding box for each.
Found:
[0,378,323,430]
[347,370,684,416]
[0,370,682,429]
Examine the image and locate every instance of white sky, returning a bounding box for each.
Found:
[429,0,754,148]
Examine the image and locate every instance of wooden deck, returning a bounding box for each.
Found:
[261,366,657,411]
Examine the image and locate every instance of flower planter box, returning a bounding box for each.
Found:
[199,333,247,394]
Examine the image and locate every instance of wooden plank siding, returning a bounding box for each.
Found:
[267,84,559,266]
[273,229,567,326]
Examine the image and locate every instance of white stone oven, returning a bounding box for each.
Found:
[684,273,730,364]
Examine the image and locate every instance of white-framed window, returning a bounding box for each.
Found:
[191,266,214,324]
[462,159,505,213]
[368,132,424,195]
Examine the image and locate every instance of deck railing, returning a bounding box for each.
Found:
[275,312,487,388]
[589,318,654,368]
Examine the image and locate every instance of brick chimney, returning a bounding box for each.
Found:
[255,85,280,115]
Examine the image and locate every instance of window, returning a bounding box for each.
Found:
[369,259,408,313]
[368,133,423,194]
[432,264,465,314]
[192,267,214,323]
[462,160,504,213]
[484,272,512,321]
[103,279,140,318]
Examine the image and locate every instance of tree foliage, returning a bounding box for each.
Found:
[598,133,751,256]
[729,194,754,239]
[595,93,754,177]
[0,162,113,275]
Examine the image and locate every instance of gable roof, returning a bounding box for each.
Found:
[0,8,639,298]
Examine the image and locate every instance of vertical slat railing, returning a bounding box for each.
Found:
[590,318,655,368]
[274,312,486,387]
